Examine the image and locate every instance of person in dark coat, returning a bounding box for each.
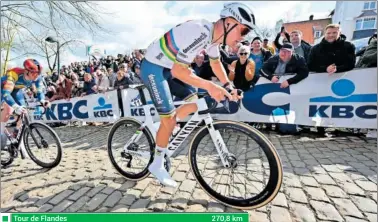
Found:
[356,33,377,68]
[308,24,356,74]
[260,43,309,88]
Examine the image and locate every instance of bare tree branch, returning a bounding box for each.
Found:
[1,3,30,12]
[9,52,41,61]
[1,1,113,71]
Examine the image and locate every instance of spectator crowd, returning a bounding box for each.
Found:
[40,50,144,102]
[24,23,377,136]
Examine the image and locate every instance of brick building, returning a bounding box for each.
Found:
[283,15,332,45]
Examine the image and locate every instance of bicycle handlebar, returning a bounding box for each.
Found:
[198,88,243,115]
[27,103,48,115]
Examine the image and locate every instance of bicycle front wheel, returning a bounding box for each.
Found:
[189,121,283,209]
[23,122,62,168]
[1,145,14,167]
[107,118,154,180]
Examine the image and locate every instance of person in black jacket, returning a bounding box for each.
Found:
[260,43,309,88]
[356,33,377,68]
[308,24,356,74]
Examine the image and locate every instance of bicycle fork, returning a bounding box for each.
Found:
[204,116,232,168]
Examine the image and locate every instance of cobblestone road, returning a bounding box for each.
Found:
[1,125,377,222]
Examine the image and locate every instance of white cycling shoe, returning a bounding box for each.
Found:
[148,161,177,188]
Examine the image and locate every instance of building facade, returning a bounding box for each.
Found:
[283,16,332,45]
[332,1,377,40]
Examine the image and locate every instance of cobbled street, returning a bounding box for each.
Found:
[1,125,377,222]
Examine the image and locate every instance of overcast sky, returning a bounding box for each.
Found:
[8,1,335,69]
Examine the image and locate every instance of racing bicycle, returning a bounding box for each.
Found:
[1,105,62,168]
[107,85,283,209]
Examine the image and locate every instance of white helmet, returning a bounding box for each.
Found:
[220,2,256,30]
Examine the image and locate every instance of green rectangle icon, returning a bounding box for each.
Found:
[2,216,9,222]
[9,213,248,222]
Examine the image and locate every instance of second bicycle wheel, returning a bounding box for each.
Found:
[189,121,283,209]
[23,122,62,168]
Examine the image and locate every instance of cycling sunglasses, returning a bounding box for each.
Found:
[240,26,252,36]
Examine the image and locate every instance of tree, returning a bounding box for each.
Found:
[255,24,275,40]
[1,1,108,37]
[1,13,22,75]
[245,23,275,42]
[1,1,110,71]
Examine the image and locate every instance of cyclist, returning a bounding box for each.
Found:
[1,59,50,148]
[140,2,256,187]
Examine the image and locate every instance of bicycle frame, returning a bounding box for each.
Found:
[123,97,233,167]
[4,106,46,160]
[4,113,29,159]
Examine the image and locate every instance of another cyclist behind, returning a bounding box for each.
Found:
[140,2,256,187]
[1,59,50,148]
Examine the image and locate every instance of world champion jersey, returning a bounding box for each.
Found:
[144,19,221,69]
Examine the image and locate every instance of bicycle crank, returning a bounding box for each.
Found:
[9,144,18,158]
[164,154,171,172]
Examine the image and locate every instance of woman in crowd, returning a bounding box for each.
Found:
[228,45,255,92]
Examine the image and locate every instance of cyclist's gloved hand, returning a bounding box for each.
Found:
[40,99,51,108]
[12,105,27,115]
[207,83,232,103]
[223,82,243,101]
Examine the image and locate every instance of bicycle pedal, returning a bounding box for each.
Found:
[164,156,171,172]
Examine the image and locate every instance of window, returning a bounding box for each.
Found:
[364,2,370,9]
[362,17,376,29]
[355,19,363,30]
[314,31,322,38]
[355,17,376,30]
[363,1,376,10]
[370,1,376,9]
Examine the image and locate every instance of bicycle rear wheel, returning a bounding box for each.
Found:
[107,118,155,180]
[23,122,62,168]
[189,121,283,209]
